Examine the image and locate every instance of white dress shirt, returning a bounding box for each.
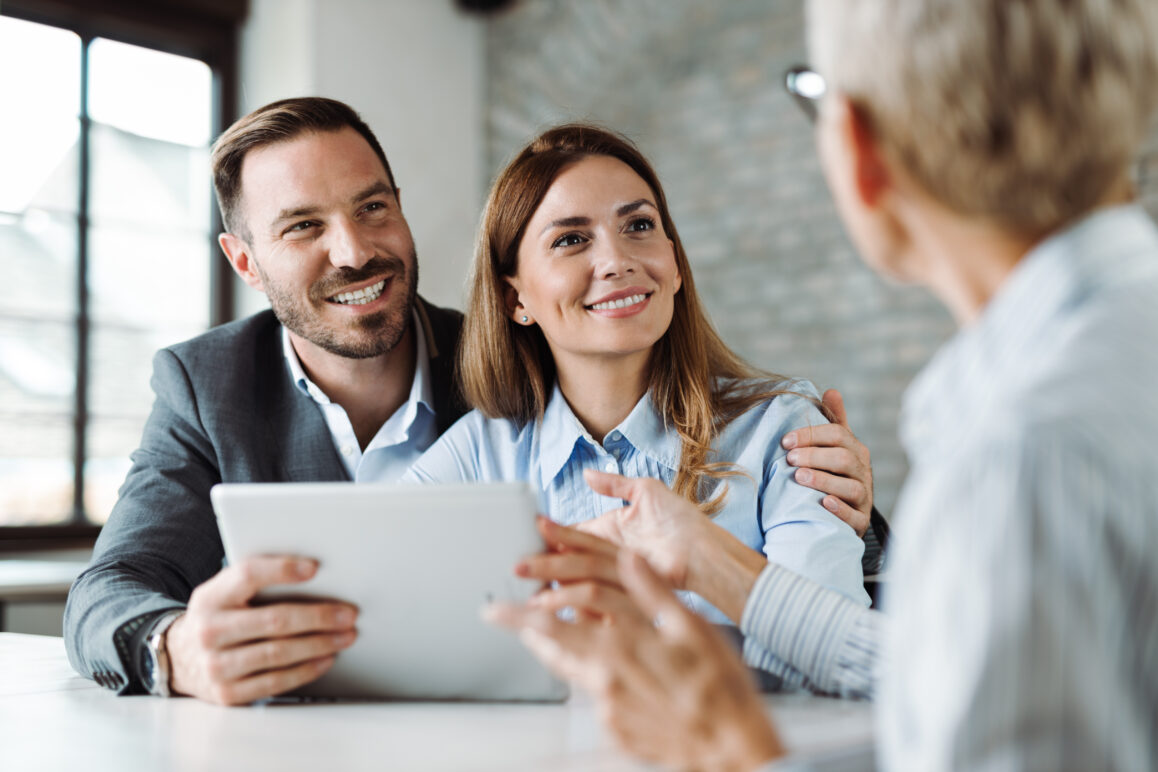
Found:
[747,204,1158,770]
[282,309,438,482]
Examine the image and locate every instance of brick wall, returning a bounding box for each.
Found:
[484,0,1158,521]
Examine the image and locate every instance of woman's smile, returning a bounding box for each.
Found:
[585,288,654,316]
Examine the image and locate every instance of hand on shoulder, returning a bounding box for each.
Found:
[781,388,874,537]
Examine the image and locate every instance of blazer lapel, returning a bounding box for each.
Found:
[260,336,350,483]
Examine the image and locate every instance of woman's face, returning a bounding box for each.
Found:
[507,155,682,376]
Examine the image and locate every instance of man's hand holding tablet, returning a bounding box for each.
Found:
[167,556,358,705]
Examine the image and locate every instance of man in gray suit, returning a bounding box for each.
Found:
[64,98,467,705]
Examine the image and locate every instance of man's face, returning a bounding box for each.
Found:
[230,128,418,360]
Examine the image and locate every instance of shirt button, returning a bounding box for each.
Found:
[341,445,354,456]
[608,430,621,441]
[604,461,617,473]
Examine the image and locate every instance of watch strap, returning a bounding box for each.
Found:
[144,609,185,697]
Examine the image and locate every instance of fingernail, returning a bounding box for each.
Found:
[514,562,530,577]
[786,450,799,465]
[823,497,839,512]
[294,559,316,578]
[795,469,812,484]
[337,607,356,626]
[333,630,356,647]
[781,433,797,449]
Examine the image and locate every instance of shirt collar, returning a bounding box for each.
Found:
[616,388,682,471]
[901,203,1158,458]
[537,383,682,487]
[282,307,434,415]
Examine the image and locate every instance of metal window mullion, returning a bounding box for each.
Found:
[71,33,93,524]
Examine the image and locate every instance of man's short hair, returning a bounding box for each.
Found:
[807,0,1158,234]
[210,97,397,240]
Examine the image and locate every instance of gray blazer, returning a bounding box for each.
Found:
[64,298,464,693]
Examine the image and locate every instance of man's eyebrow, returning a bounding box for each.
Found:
[270,181,396,228]
[351,181,395,204]
[272,203,320,227]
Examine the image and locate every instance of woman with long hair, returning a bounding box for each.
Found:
[407,123,869,630]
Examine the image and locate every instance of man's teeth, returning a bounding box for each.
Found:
[331,279,387,305]
[588,293,648,311]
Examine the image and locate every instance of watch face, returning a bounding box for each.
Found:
[140,640,159,693]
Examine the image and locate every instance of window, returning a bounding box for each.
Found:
[0,2,240,536]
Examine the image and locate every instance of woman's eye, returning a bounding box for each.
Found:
[551,233,587,249]
[625,216,656,233]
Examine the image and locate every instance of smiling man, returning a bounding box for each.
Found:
[63,98,466,705]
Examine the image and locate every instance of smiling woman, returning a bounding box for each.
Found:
[505,154,683,396]
[405,125,871,664]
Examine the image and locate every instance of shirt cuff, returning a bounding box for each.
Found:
[740,563,877,699]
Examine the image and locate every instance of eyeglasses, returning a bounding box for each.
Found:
[783,65,826,123]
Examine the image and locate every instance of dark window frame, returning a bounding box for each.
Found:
[0,0,243,551]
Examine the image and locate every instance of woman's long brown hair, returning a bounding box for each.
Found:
[461,123,817,514]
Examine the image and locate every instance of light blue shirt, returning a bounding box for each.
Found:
[746,204,1158,770]
[406,379,870,623]
[282,310,438,482]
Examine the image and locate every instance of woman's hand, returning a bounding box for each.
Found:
[577,469,709,591]
[486,550,785,772]
[782,388,874,537]
[578,470,768,622]
[513,516,648,626]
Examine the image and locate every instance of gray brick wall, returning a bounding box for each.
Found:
[484,0,1158,521]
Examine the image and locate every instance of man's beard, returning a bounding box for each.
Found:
[260,251,420,360]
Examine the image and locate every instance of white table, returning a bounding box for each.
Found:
[0,633,874,771]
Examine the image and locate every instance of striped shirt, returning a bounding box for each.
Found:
[750,204,1158,770]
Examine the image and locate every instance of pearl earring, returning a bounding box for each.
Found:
[521,315,529,323]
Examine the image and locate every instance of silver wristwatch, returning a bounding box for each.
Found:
[142,609,185,697]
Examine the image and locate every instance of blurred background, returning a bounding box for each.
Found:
[2,0,1157,542]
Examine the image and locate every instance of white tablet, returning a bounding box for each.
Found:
[210,481,568,702]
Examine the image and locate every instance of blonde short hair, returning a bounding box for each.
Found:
[807,0,1158,234]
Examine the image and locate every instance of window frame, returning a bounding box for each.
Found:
[0,0,242,550]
